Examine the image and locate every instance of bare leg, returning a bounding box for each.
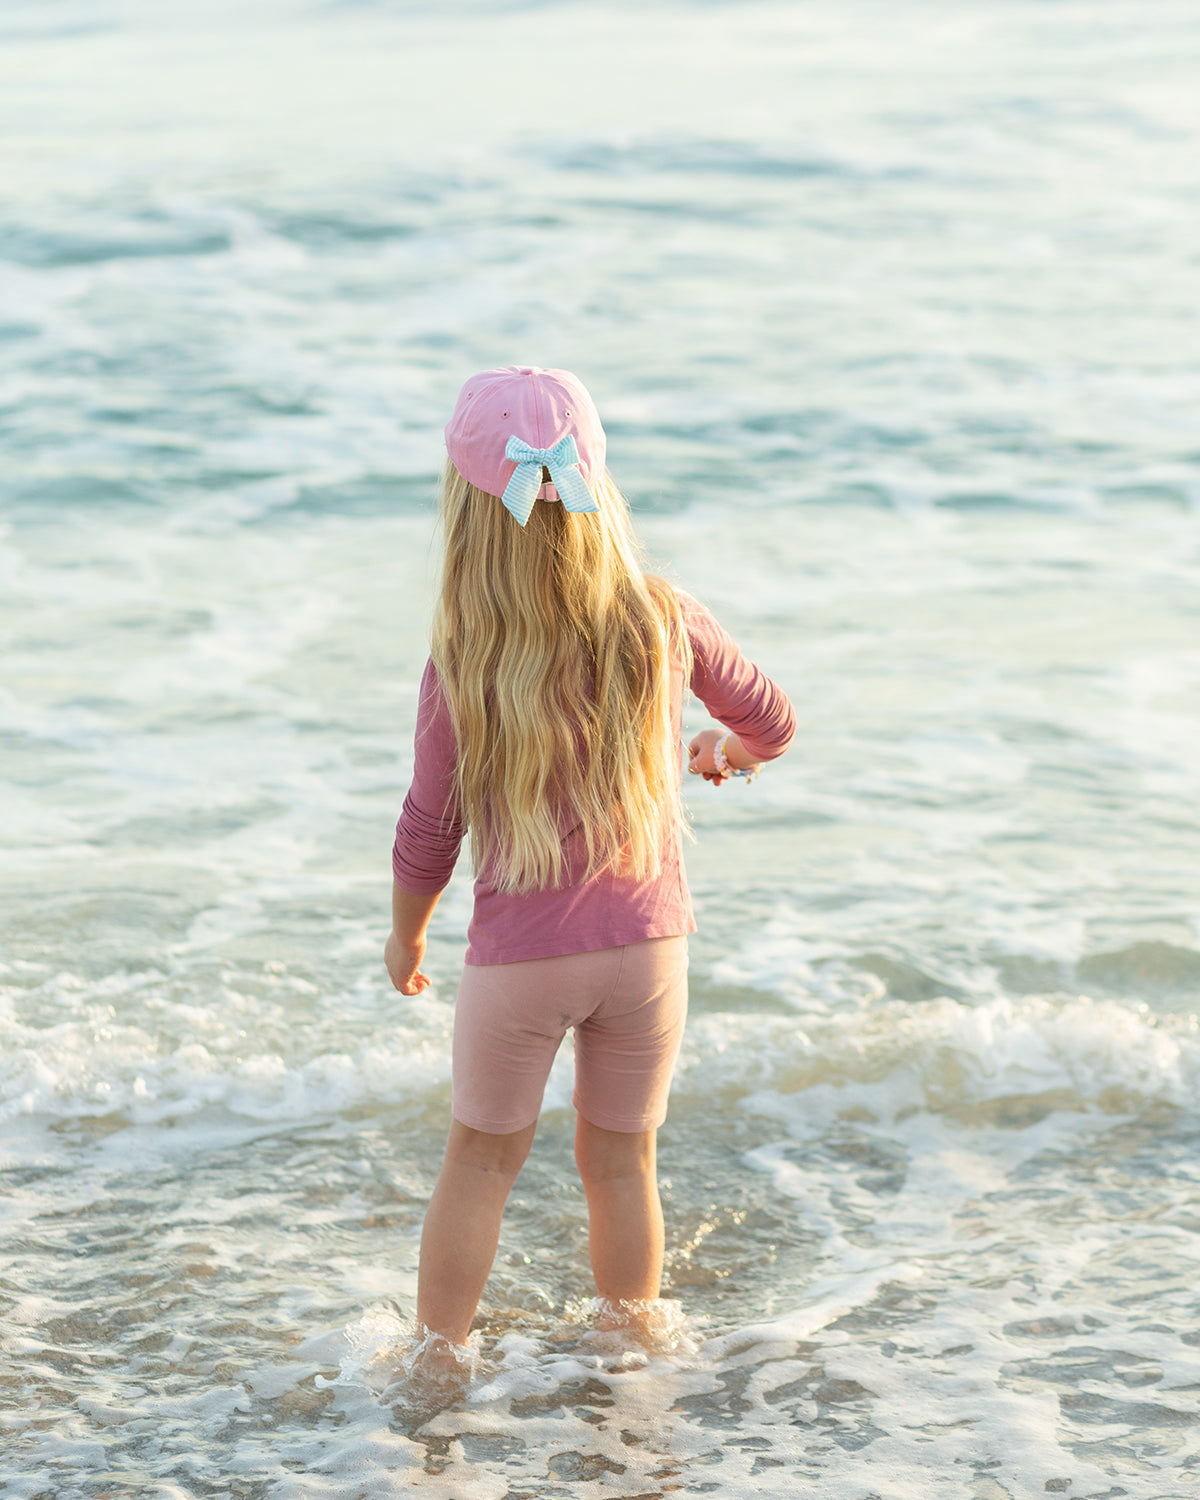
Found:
[574,1117,663,1302]
[417,1118,537,1346]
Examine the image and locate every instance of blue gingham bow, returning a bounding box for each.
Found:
[501,434,599,525]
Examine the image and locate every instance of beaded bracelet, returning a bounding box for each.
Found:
[713,732,760,782]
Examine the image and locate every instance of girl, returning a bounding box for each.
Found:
[385,365,794,1356]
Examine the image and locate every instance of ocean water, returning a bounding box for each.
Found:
[3,0,1200,1495]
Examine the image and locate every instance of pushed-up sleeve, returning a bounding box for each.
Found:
[391,659,467,892]
[682,592,796,761]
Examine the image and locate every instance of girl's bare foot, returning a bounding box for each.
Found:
[400,1326,478,1394]
[588,1296,693,1353]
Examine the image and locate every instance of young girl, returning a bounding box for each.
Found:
[385,365,794,1356]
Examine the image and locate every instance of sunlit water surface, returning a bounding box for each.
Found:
[2,1,1200,1496]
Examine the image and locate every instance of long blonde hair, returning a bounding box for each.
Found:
[430,461,691,895]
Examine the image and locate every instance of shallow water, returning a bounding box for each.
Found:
[3,0,1200,1495]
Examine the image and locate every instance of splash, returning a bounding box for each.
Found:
[336,1308,484,1428]
[561,1295,699,1357]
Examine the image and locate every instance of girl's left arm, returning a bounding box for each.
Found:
[385,883,442,994]
[387,659,465,995]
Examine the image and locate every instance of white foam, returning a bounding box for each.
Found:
[680,988,1200,1119]
[0,964,455,1125]
[702,1261,923,1362]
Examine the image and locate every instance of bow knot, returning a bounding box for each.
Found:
[501,434,599,525]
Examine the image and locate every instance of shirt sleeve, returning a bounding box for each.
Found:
[391,658,467,892]
[681,592,796,761]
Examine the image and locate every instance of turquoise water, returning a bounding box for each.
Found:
[2,2,1200,1495]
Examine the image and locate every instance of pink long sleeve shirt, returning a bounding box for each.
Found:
[392,592,795,966]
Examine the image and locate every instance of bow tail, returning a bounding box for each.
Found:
[500,463,542,526]
[550,465,600,514]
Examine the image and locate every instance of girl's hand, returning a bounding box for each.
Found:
[385,930,431,994]
[687,729,731,785]
[688,728,765,785]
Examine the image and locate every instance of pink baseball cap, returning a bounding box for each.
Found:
[444,365,606,525]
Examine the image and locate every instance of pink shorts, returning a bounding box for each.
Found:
[450,936,689,1134]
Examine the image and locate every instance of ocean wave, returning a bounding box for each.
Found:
[4,957,1195,1130]
[539,135,929,184]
